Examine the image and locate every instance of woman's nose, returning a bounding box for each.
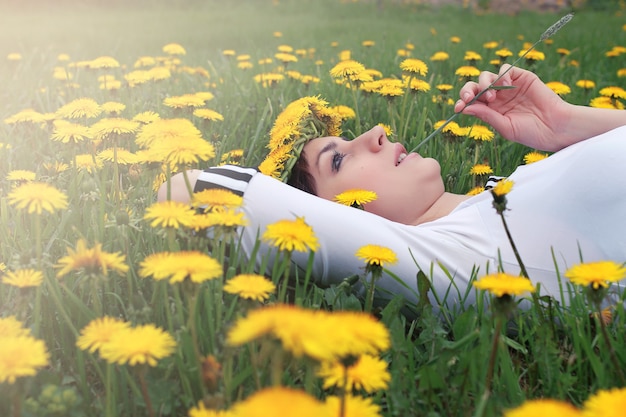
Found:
[353,125,386,152]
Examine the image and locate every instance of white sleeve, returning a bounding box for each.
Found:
[240,173,493,311]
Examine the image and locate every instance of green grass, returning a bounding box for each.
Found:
[1,1,625,416]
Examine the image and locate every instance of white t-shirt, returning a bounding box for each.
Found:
[195,126,626,311]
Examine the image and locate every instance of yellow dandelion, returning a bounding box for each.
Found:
[76,316,131,353]
[492,179,513,196]
[227,304,390,361]
[473,273,535,297]
[6,169,36,182]
[55,239,129,278]
[599,86,626,100]
[466,186,484,196]
[582,387,626,417]
[375,78,405,98]
[143,200,197,229]
[564,260,626,290]
[163,42,186,55]
[325,395,382,417]
[450,36,461,43]
[524,151,548,164]
[399,58,428,76]
[96,148,138,165]
[0,316,30,337]
[74,154,103,173]
[139,251,222,284]
[262,217,319,253]
[151,136,216,167]
[125,69,152,86]
[7,52,22,61]
[406,77,431,93]
[133,111,160,124]
[0,335,49,384]
[470,164,493,176]
[483,41,499,49]
[230,387,327,417]
[557,47,571,56]
[101,101,126,115]
[136,117,202,148]
[522,49,545,61]
[89,56,120,69]
[193,108,224,121]
[223,274,276,302]
[8,182,68,215]
[430,51,449,61]
[90,117,139,141]
[274,52,298,64]
[163,94,206,109]
[51,120,92,143]
[617,68,626,78]
[467,125,494,141]
[133,56,156,68]
[220,149,244,165]
[576,79,596,89]
[546,81,571,96]
[464,50,482,62]
[99,324,176,367]
[504,399,581,417]
[190,209,248,231]
[42,161,69,176]
[330,59,366,80]
[495,48,513,58]
[4,108,46,125]
[188,401,234,417]
[330,105,356,121]
[334,189,377,207]
[55,98,102,119]
[192,188,243,212]
[318,354,390,392]
[590,96,624,110]
[2,268,44,288]
[355,244,398,268]
[455,65,480,78]
[378,123,393,137]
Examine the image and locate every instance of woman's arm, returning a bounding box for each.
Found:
[157,166,492,310]
[454,64,626,152]
[157,169,202,203]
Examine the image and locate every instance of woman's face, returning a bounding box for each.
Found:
[302,125,445,224]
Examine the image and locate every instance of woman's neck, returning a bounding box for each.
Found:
[412,192,471,225]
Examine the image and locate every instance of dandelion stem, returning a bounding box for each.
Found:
[137,366,155,417]
[410,13,573,153]
[105,363,115,417]
[498,213,529,279]
[339,363,349,417]
[365,269,381,313]
[474,314,503,417]
[594,301,626,385]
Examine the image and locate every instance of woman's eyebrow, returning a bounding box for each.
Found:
[315,141,337,172]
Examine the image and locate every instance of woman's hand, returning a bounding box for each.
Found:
[454,64,573,152]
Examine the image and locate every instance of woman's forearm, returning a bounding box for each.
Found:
[558,105,626,150]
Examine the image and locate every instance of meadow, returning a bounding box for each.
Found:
[1,0,626,416]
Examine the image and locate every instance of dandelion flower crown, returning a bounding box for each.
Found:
[259,96,343,182]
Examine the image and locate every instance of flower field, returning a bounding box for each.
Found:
[1,1,626,416]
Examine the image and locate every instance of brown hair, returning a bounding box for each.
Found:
[286,149,318,196]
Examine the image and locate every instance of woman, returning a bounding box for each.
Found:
[160,65,626,311]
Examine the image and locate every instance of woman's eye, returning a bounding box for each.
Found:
[331,151,345,173]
